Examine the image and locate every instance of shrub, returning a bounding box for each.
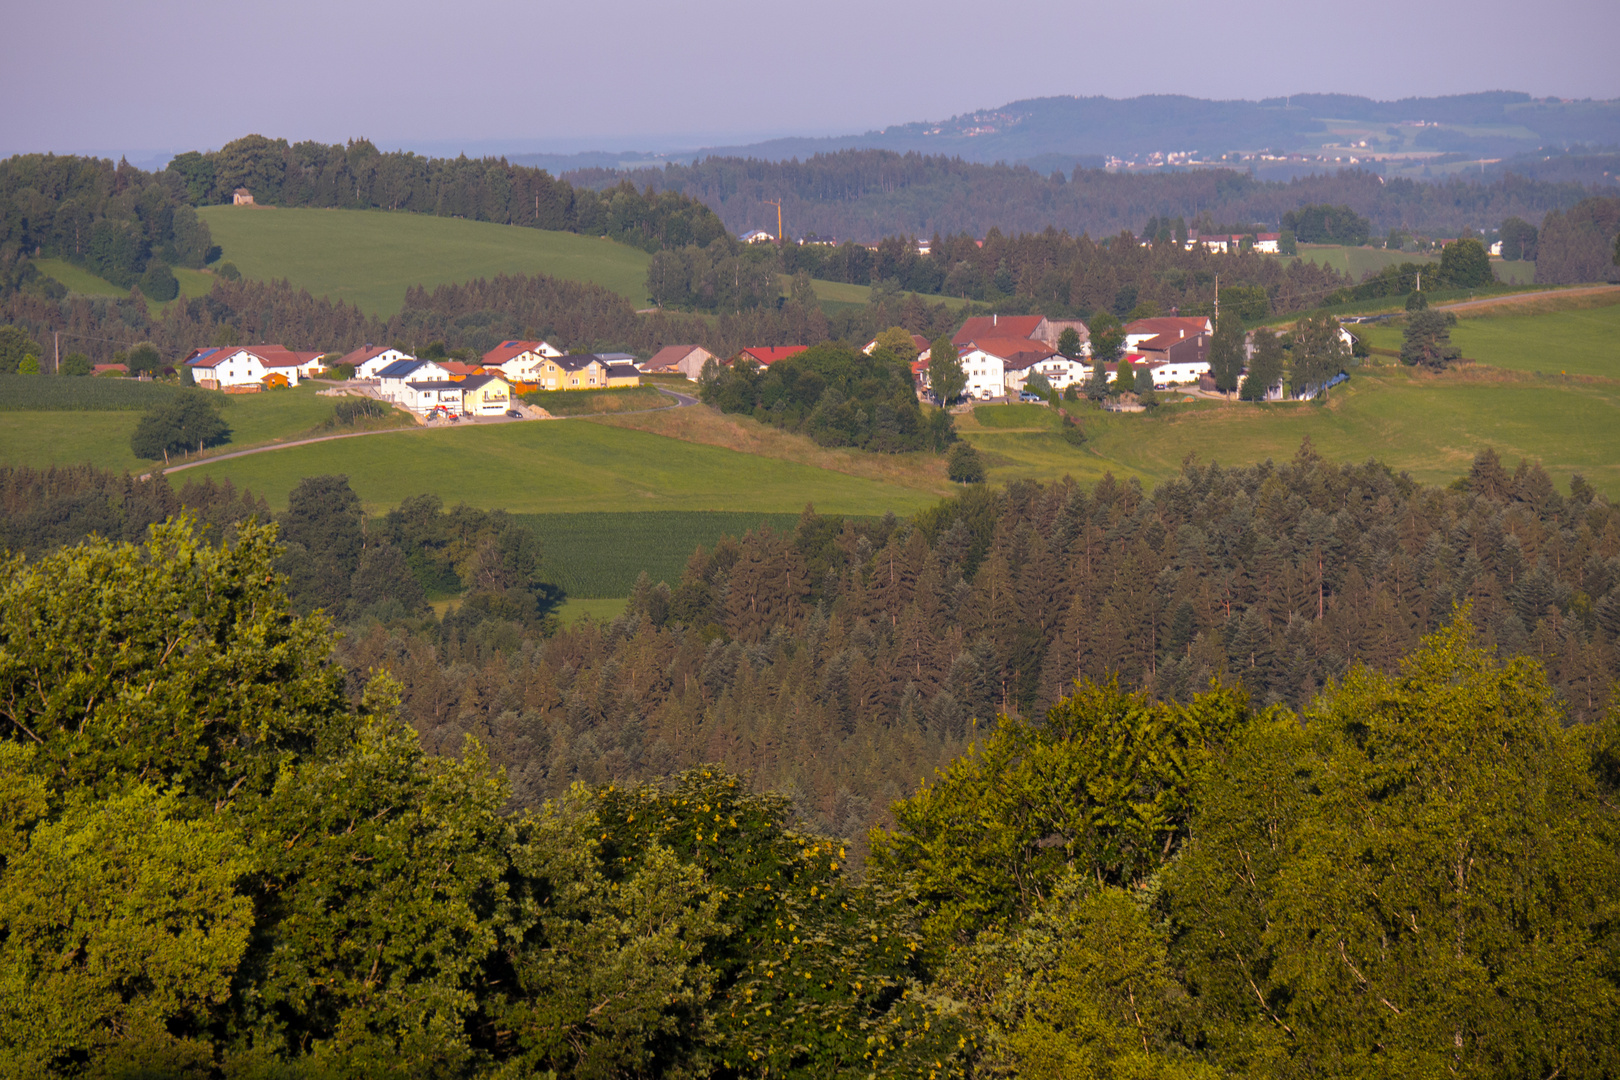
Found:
[130,392,231,462]
[947,442,985,484]
[139,261,180,302]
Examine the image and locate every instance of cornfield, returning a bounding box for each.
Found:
[516,511,807,598]
[0,375,183,411]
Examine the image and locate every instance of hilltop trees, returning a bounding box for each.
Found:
[1439,237,1493,288]
[1281,203,1372,246]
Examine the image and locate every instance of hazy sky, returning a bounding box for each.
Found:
[5,0,1617,163]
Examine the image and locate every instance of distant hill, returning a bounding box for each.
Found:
[514,92,1620,178]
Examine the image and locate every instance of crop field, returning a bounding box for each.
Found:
[178,418,944,516]
[197,206,657,316]
[1356,297,1620,378]
[523,385,673,416]
[1281,245,1535,286]
[515,511,808,596]
[0,383,373,475]
[0,374,181,410]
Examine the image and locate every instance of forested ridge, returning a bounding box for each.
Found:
[2,454,1618,1077]
[568,150,1603,243]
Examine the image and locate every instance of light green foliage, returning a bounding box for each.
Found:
[928,337,965,404]
[16,355,38,375]
[1440,237,1493,288]
[953,877,1220,1080]
[1288,310,1350,395]
[1239,329,1284,400]
[1114,356,1135,393]
[1168,615,1620,1079]
[0,325,44,375]
[0,519,348,803]
[875,326,921,363]
[870,682,1253,952]
[0,785,252,1076]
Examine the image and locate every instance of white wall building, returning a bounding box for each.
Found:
[377,359,453,403]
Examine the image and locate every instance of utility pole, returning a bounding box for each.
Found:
[763,199,783,242]
[54,331,59,374]
[1213,274,1220,323]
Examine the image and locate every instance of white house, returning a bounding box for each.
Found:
[740,229,775,244]
[339,344,415,380]
[398,380,466,415]
[957,337,1059,399]
[1019,352,1091,390]
[1124,316,1212,352]
[956,346,1008,400]
[185,345,326,389]
[376,358,453,403]
[481,339,563,383]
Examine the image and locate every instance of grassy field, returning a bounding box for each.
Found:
[522,385,673,416]
[1357,296,1620,377]
[1282,245,1535,286]
[0,375,181,410]
[517,510,809,596]
[556,597,631,624]
[178,419,944,516]
[197,206,656,316]
[33,258,216,313]
[951,367,1620,497]
[0,384,374,475]
[780,274,966,311]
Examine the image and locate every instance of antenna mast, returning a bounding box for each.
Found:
[763,199,783,242]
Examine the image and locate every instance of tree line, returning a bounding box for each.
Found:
[567,149,1603,244]
[1,468,1617,1076]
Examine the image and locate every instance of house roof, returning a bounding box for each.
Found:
[377,358,446,380]
[338,343,407,367]
[604,362,639,378]
[952,315,1044,346]
[737,346,809,366]
[439,361,484,376]
[645,345,706,370]
[1125,317,1211,339]
[482,340,546,367]
[459,374,506,391]
[963,337,1058,368]
[186,346,322,370]
[406,380,466,392]
[555,353,606,372]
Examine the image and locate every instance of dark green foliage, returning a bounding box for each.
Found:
[124,341,163,377]
[1239,328,1284,400]
[328,396,390,425]
[215,261,241,281]
[275,476,431,623]
[1401,309,1463,369]
[702,342,956,453]
[138,260,179,302]
[1282,203,1372,246]
[1533,195,1620,284]
[1406,288,1429,311]
[1439,236,1493,288]
[1114,356,1135,393]
[57,352,91,377]
[1288,310,1350,396]
[1499,215,1538,260]
[1278,229,1297,255]
[0,325,42,375]
[1206,314,1244,393]
[948,442,985,483]
[128,390,231,461]
[1056,326,1081,355]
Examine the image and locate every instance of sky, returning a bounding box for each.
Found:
[4,0,1618,165]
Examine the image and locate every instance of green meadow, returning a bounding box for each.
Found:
[179,419,942,516]
[1282,244,1535,286]
[0,384,363,476]
[197,206,656,315]
[955,366,1620,497]
[33,257,216,313]
[1357,298,1620,377]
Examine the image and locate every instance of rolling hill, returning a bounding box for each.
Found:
[197,205,657,316]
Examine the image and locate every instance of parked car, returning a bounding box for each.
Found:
[505,409,523,418]
[1019,390,1044,403]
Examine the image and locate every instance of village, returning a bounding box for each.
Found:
[172,306,1340,421]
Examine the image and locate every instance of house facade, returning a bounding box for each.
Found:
[398,381,467,415]
[185,346,326,389]
[459,374,513,415]
[376,359,453,403]
[643,345,715,380]
[1135,330,1211,383]
[482,340,563,383]
[603,362,641,388]
[1123,316,1212,352]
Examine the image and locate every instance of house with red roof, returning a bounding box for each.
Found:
[185,345,327,389]
[956,337,1058,400]
[1123,317,1212,352]
[951,314,1090,352]
[481,339,563,382]
[730,346,809,367]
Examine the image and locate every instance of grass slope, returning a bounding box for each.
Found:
[1281,245,1535,286]
[1358,297,1620,377]
[179,419,942,516]
[955,368,1620,497]
[0,384,366,475]
[33,258,215,313]
[197,206,655,316]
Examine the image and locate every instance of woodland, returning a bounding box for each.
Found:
[1,449,1618,1077]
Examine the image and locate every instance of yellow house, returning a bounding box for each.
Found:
[459,374,513,416]
[532,353,607,390]
[603,361,641,388]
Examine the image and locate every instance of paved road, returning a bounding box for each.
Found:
[149,385,697,479]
